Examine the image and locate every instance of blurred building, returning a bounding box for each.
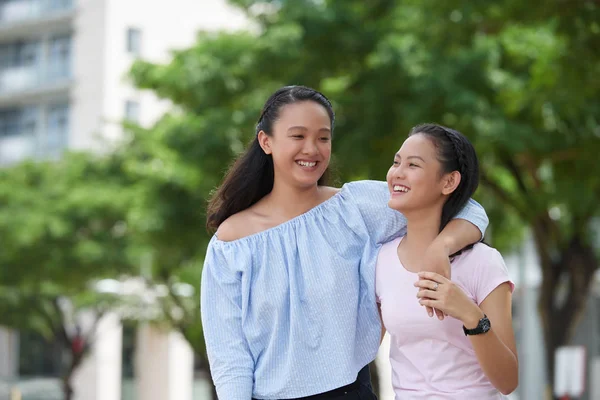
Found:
[0,0,246,165]
[0,0,245,399]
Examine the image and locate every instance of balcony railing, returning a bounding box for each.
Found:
[0,0,73,25]
[0,132,37,165]
[0,130,68,164]
[0,63,70,93]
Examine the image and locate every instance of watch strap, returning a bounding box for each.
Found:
[463,314,491,336]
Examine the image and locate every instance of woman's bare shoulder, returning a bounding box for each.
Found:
[217,187,341,242]
[215,210,259,242]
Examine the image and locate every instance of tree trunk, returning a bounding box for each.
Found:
[62,377,73,400]
[62,345,87,400]
[536,236,597,400]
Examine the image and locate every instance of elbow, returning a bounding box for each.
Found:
[500,385,517,396]
[498,374,519,395]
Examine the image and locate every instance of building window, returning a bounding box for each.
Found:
[126,28,142,55]
[0,40,40,69]
[0,106,37,137]
[48,35,71,79]
[46,103,69,150]
[48,0,74,11]
[0,109,21,137]
[124,100,140,122]
[0,106,38,164]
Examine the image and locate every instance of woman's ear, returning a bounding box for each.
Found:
[257,131,272,155]
[442,171,461,195]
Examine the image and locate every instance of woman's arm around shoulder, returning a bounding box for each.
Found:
[346,181,489,246]
[344,180,407,243]
[451,198,489,242]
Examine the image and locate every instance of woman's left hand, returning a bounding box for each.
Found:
[414,271,483,323]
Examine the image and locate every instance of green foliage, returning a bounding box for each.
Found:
[127,0,600,252]
[0,153,134,288]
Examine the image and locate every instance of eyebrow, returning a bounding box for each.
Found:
[287,126,331,133]
[394,153,426,163]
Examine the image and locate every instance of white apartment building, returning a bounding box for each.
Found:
[0,0,245,399]
[0,0,246,164]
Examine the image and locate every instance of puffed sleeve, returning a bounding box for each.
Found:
[200,237,254,399]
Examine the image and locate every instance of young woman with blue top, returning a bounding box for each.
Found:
[200,86,489,400]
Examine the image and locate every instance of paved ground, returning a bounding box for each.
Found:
[0,377,212,400]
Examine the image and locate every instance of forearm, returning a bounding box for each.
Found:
[464,312,518,395]
[433,218,481,256]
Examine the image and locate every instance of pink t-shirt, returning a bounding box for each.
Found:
[375,237,514,399]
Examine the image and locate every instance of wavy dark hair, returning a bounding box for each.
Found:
[206,85,335,232]
[409,123,480,233]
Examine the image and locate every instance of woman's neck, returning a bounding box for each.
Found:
[400,207,443,255]
[263,178,324,220]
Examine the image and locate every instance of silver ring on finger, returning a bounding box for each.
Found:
[432,282,439,291]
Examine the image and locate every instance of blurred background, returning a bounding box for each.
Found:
[0,0,598,399]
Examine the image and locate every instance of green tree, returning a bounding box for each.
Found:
[127,0,600,397]
[0,154,134,400]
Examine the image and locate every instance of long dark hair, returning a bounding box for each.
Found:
[409,123,480,233]
[206,85,335,232]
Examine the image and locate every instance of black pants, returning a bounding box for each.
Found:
[253,365,377,400]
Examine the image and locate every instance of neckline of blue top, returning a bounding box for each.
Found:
[214,186,346,245]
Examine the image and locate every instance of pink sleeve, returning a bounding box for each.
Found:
[471,246,514,305]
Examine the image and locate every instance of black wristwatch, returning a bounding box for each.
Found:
[463,314,491,336]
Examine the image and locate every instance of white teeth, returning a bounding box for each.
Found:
[297,161,317,167]
[393,185,409,192]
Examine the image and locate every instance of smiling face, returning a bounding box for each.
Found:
[258,100,332,189]
[386,133,461,214]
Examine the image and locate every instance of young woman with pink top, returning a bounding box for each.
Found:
[376,124,518,399]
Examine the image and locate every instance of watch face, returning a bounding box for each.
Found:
[481,317,491,332]
[463,315,491,336]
